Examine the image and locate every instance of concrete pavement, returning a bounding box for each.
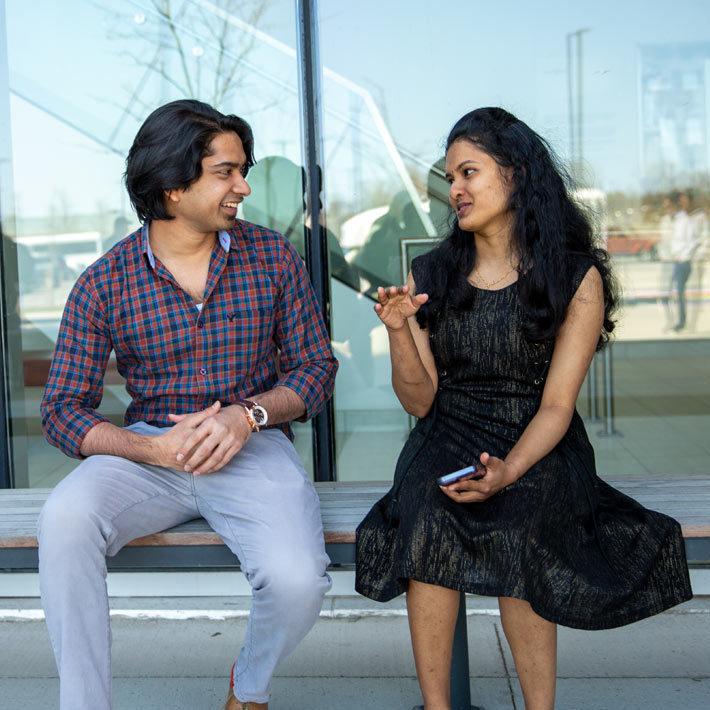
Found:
[0,594,708,709]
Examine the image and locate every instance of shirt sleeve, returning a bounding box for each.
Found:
[40,270,112,458]
[273,240,338,420]
[671,213,697,261]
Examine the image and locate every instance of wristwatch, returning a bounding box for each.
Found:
[234,399,268,431]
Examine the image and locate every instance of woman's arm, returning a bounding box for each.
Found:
[377,273,439,418]
[443,266,604,503]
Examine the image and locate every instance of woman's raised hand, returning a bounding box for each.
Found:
[374,285,429,331]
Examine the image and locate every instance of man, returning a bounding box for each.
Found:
[39,100,338,710]
[670,190,700,331]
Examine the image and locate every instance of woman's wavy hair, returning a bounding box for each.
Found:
[415,107,619,349]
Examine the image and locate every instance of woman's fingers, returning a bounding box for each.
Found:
[440,485,487,503]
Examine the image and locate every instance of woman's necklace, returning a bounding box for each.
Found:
[473,265,516,289]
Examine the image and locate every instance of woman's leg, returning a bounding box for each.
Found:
[498,597,557,710]
[406,580,460,710]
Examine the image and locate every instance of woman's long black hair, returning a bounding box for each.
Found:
[415,107,619,349]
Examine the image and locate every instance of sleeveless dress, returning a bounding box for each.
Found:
[355,256,692,630]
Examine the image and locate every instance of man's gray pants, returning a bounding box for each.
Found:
[37,425,332,709]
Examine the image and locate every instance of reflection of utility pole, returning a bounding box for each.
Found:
[350,93,362,213]
[568,28,604,424]
[566,28,590,185]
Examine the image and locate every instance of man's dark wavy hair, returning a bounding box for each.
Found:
[415,107,618,349]
[124,99,255,222]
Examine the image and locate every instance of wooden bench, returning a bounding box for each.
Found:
[1,476,709,710]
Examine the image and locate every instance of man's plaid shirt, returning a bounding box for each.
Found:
[41,221,338,458]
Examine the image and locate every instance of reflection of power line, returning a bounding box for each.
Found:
[106,47,162,148]
[10,89,123,157]
[566,28,590,185]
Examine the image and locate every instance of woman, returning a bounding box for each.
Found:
[355,107,692,710]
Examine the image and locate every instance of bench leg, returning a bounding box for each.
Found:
[450,590,485,710]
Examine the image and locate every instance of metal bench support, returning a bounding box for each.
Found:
[451,590,484,710]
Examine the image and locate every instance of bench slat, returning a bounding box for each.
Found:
[0,478,708,551]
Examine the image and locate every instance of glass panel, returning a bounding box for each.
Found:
[2,0,308,486]
[319,0,710,481]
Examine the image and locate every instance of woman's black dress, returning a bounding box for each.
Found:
[355,256,692,630]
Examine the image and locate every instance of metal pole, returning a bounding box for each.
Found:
[566,33,576,175]
[566,28,589,182]
[577,30,584,179]
[603,346,614,435]
[598,343,621,438]
[448,591,484,710]
[295,0,336,482]
[588,354,600,422]
[0,1,17,488]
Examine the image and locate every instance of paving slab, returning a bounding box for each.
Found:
[539,678,710,710]
[0,614,507,680]
[0,676,515,710]
[498,606,710,680]
[1,595,708,710]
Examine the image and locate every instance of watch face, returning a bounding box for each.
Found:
[251,405,268,426]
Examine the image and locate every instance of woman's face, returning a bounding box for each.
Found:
[445,139,513,238]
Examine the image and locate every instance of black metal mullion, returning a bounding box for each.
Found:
[0,1,15,488]
[295,0,336,482]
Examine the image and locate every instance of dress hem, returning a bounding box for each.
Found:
[355,572,694,631]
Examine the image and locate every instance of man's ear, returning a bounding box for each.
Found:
[165,189,181,204]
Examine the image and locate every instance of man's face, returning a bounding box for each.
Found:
[166,131,251,234]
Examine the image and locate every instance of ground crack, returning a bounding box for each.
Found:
[494,620,517,709]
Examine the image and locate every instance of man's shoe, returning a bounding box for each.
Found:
[223,685,268,710]
[224,663,268,710]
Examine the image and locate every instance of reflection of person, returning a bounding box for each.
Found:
[51,255,75,287]
[426,157,450,235]
[670,190,701,331]
[240,155,353,286]
[353,190,425,286]
[39,100,338,710]
[687,194,709,331]
[657,195,675,328]
[356,107,692,709]
[101,215,131,252]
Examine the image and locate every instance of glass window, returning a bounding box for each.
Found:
[0,0,308,486]
[318,0,710,481]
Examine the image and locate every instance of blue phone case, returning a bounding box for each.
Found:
[437,465,480,486]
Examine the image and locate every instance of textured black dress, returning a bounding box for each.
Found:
[355,256,692,630]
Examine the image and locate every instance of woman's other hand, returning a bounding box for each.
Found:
[374,284,429,331]
[439,451,521,503]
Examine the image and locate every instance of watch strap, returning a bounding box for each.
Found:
[234,399,268,430]
[234,399,260,432]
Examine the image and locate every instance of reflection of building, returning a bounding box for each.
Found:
[639,42,710,190]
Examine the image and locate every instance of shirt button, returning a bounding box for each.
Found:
[199,368,207,376]
[197,321,204,329]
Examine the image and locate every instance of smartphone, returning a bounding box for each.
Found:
[437,465,484,486]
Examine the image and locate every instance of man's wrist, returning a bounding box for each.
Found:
[233,399,268,431]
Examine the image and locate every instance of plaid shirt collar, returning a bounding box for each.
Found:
[140,222,232,270]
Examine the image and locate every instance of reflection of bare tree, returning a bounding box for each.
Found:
[103,0,267,121]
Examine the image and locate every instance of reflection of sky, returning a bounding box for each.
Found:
[6,0,301,219]
[4,0,710,221]
[319,0,710,193]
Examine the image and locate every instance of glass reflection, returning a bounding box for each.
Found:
[319,0,710,481]
[3,0,306,486]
